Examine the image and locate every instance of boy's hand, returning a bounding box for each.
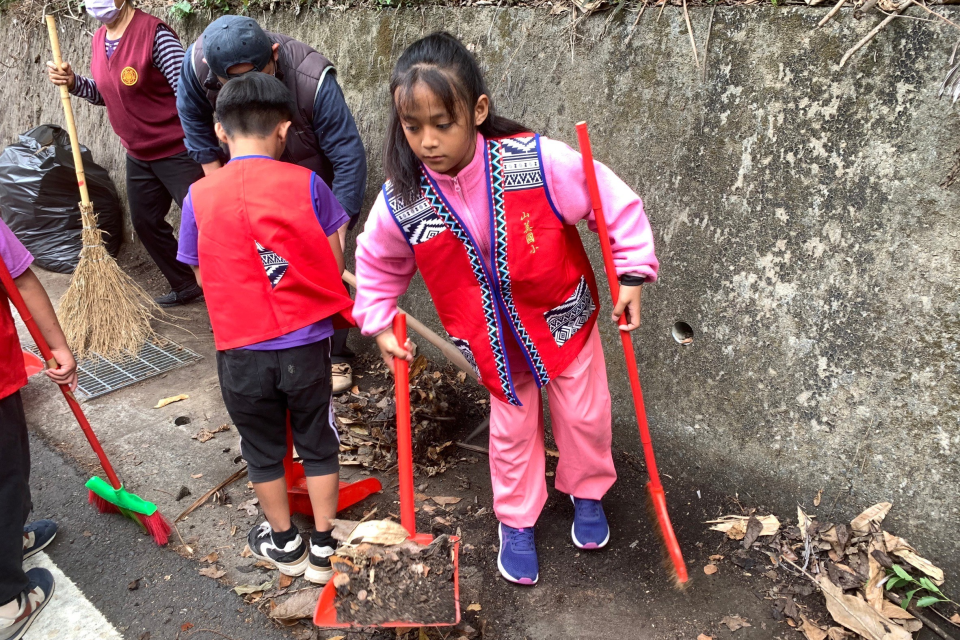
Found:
[612,284,642,332]
[375,326,416,372]
[46,61,76,91]
[45,347,78,391]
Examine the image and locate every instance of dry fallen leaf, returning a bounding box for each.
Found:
[546,449,560,458]
[233,578,275,595]
[899,620,922,634]
[707,515,780,539]
[720,615,751,631]
[240,545,253,558]
[950,613,960,625]
[191,473,203,479]
[466,603,482,612]
[882,532,944,584]
[800,615,828,640]
[850,502,892,535]
[703,564,718,575]
[268,587,323,622]
[237,498,259,516]
[709,554,724,561]
[697,635,713,640]
[346,520,410,546]
[278,573,294,589]
[798,506,815,540]
[880,601,914,621]
[818,575,911,640]
[203,552,218,564]
[826,628,851,640]
[154,394,188,408]
[198,566,225,580]
[431,496,462,507]
[814,489,824,507]
[743,515,763,549]
[865,537,885,612]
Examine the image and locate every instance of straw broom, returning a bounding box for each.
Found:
[46,15,161,360]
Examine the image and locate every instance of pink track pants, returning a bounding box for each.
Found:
[489,324,617,528]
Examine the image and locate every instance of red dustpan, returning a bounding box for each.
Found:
[314,313,461,628]
[23,350,45,377]
[282,417,382,516]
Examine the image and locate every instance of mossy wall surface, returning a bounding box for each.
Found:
[2,5,958,574]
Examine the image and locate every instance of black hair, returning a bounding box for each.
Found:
[215,72,295,138]
[385,31,529,203]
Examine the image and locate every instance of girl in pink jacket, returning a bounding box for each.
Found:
[354,32,658,586]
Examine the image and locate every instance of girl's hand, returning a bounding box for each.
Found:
[612,284,642,331]
[45,347,78,391]
[375,326,416,372]
[46,61,76,91]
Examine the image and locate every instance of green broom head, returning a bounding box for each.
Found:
[85,476,158,516]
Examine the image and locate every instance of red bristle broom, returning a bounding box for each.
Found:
[0,256,171,545]
[575,122,689,586]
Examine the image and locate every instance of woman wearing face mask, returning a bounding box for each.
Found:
[46,0,205,307]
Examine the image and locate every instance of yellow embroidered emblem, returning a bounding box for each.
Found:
[521,213,538,254]
[120,67,138,86]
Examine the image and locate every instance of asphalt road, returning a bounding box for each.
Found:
[26,435,296,640]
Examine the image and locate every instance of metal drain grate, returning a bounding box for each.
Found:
[24,339,203,400]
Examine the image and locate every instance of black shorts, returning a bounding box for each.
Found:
[216,339,340,483]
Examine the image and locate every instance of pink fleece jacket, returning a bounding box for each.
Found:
[354,133,659,337]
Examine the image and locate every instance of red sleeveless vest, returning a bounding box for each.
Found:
[0,296,27,400]
[191,159,353,350]
[91,10,187,161]
[384,134,600,406]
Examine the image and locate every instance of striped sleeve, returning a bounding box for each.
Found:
[70,75,105,106]
[152,23,185,97]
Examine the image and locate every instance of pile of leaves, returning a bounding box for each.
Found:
[333,353,485,476]
[707,502,959,640]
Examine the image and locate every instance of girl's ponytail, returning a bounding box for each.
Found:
[384,31,528,203]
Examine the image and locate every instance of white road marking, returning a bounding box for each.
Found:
[22,552,122,640]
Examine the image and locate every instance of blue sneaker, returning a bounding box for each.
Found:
[22,520,57,560]
[0,568,55,640]
[570,497,610,549]
[497,523,539,585]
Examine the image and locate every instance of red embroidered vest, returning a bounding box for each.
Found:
[384,134,600,406]
[91,10,187,161]
[0,295,27,400]
[191,159,353,350]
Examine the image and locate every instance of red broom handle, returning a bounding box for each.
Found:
[0,257,122,489]
[575,122,663,492]
[393,313,417,537]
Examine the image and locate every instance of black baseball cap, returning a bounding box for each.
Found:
[202,16,273,79]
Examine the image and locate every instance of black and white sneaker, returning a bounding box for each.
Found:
[246,522,308,576]
[304,531,337,585]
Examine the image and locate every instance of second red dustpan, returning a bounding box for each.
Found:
[314,313,461,628]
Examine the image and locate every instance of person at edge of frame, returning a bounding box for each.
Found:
[176,15,367,394]
[47,0,206,308]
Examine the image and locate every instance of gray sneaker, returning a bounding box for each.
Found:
[0,568,56,640]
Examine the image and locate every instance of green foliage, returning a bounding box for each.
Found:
[168,0,194,19]
[885,565,957,611]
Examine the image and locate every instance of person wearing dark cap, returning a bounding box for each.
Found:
[47,0,205,307]
[177,15,366,393]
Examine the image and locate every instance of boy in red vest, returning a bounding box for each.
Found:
[1,219,77,639]
[176,73,353,584]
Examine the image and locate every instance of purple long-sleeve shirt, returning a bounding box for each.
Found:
[177,155,348,350]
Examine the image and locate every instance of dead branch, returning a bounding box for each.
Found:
[683,0,699,67]
[624,1,646,46]
[175,466,248,522]
[884,592,953,640]
[703,5,716,81]
[818,0,848,27]
[854,0,880,18]
[455,442,489,455]
[911,1,960,31]
[839,0,913,69]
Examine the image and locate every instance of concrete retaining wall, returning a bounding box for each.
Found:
[2,3,958,575]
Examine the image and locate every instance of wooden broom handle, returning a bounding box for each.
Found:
[45,15,91,208]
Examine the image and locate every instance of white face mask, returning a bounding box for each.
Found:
[86,0,126,24]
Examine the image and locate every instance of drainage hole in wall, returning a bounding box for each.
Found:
[672,322,694,345]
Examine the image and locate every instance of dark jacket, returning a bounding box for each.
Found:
[176,32,367,218]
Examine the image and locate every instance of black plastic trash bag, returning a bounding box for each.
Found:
[0,124,123,273]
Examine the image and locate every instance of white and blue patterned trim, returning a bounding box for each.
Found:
[256,241,289,288]
[487,138,551,387]
[383,182,447,246]
[384,175,520,405]
[543,276,596,347]
[499,136,543,192]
